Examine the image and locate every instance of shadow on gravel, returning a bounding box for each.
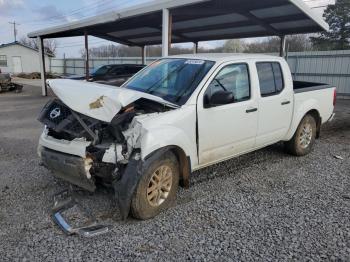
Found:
[190,142,287,187]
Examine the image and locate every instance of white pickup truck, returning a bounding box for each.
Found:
[38,54,336,220]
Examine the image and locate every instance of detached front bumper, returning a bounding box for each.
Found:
[37,128,145,220]
[39,147,96,192]
[38,129,96,191]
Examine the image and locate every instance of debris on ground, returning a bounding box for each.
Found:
[333,155,344,160]
[52,187,111,237]
[0,73,23,93]
[342,194,350,200]
[2,185,9,192]
[15,72,61,79]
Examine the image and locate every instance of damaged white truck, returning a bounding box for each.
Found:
[38,54,336,220]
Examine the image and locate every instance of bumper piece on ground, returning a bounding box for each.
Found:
[52,188,111,237]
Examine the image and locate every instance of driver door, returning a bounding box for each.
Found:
[197,62,258,166]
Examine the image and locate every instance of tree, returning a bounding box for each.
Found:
[19,36,57,56]
[222,39,244,53]
[311,0,350,50]
[242,35,312,53]
[80,44,218,58]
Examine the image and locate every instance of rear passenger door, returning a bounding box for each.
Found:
[255,61,293,147]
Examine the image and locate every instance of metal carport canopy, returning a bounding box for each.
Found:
[28,0,328,46]
[28,0,328,96]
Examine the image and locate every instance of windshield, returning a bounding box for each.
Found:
[124,58,215,105]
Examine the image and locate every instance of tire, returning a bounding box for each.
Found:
[131,151,179,220]
[285,114,317,156]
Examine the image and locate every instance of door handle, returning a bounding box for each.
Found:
[246,107,258,113]
[281,101,291,105]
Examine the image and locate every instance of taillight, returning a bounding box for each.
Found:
[333,88,337,106]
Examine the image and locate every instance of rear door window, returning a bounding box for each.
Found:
[256,62,284,96]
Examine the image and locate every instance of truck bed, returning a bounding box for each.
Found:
[292,80,335,127]
[293,80,332,93]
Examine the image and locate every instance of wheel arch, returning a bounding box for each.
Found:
[306,109,322,138]
[144,145,191,189]
[285,102,322,141]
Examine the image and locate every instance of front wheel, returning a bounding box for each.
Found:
[131,152,179,220]
[285,114,317,156]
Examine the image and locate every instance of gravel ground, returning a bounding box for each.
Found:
[0,84,349,261]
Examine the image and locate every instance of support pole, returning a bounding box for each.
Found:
[141,46,146,64]
[162,8,171,57]
[193,42,198,54]
[63,53,66,75]
[84,31,90,80]
[280,35,286,58]
[37,36,47,96]
[168,13,172,55]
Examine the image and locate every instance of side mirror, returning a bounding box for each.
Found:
[204,90,235,108]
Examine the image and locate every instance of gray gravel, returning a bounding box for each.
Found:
[0,84,349,261]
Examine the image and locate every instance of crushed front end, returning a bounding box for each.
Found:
[37,97,172,218]
[38,98,119,191]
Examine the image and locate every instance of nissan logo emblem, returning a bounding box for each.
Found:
[50,107,61,119]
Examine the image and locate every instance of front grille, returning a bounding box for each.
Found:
[44,100,72,125]
[38,99,101,140]
[38,99,74,131]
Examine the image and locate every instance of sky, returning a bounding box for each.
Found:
[0,0,335,58]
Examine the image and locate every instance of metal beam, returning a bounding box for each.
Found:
[92,34,138,46]
[37,36,47,96]
[150,26,193,43]
[240,11,280,36]
[172,14,307,35]
[84,31,90,80]
[162,8,171,57]
[280,35,286,57]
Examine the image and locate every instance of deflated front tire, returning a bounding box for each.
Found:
[131,151,179,220]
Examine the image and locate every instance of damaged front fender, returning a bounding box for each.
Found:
[112,147,171,220]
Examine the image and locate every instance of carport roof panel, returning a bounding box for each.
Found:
[28,0,328,46]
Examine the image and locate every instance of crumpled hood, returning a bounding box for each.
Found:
[47,79,175,122]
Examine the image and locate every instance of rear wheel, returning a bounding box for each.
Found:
[285,114,317,156]
[131,152,179,220]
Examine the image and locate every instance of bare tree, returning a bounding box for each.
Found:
[78,34,313,59]
[242,35,313,53]
[44,39,57,56]
[222,39,244,53]
[19,36,57,56]
[81,44,212,58]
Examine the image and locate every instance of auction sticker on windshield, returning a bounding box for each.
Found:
[185,60,205,65]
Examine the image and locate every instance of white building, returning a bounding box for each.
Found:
[0,42,52,74]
